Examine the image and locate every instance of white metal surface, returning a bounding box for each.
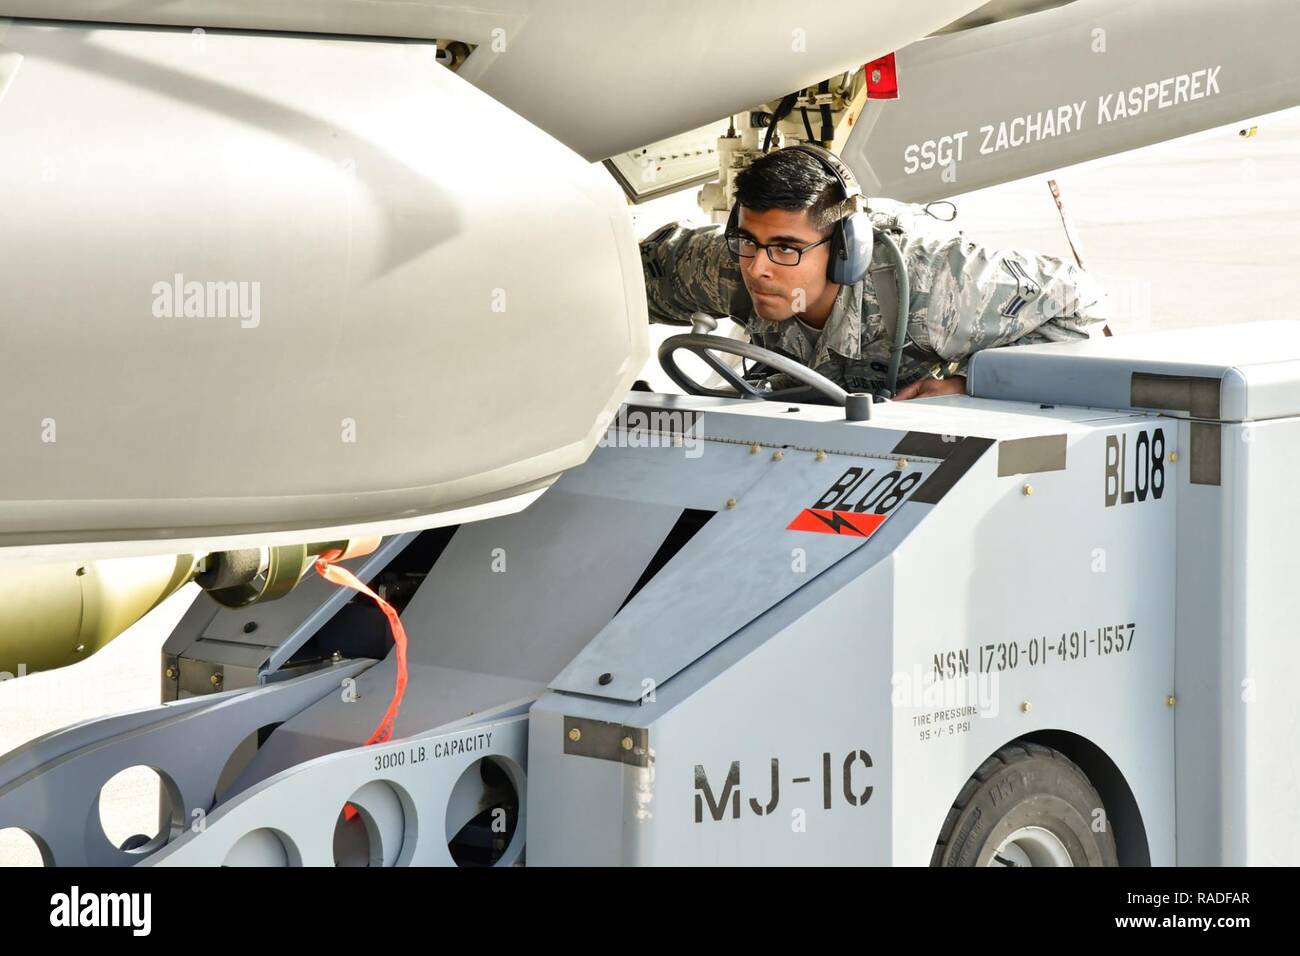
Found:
[0,21,645,558]
[0,1,987,161]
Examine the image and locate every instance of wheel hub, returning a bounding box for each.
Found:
[987,825,1074,867]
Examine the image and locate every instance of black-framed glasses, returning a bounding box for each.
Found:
[726,232,831,266]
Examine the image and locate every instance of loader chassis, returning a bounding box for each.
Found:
[2,323,1298,866]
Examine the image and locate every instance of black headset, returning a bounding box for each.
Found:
[725,142,873,286]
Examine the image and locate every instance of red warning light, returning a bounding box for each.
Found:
[864,53,899,100]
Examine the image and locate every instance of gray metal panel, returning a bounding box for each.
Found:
[231,534,414,671]
[0,662,369,865]
[530,417,1177,865]
[911,437,995,503]
[620,388,1145,436]
[552,445,943,702]
[843,0,1300,202]
[1224,417,1300,864]
[227,481,689,792]
[1131,373,1221,419]
[200,535,413,645]
[1129,374,1222,484]
[525,707,633,866]
[1188,421,1222,486]
[400,485,685,682]
[0,694,221,784]
[892,418,1175,865]
[177,647,261,698]
[563,716,650,768]
[147,708,532,867]
[1221,361,1300,422]
[891,430,968,459]
[165,596,221,657]
[996,434,1067,476]
[613,393,955,460]
[553,433,777,512]
[1171,419,1228,864]
[224,662,544,798]
[969,322,1300,421]
[1175,417,1300,864]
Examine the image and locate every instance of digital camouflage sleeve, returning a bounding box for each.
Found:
[878,201,1106,362]
[639,223,750,326]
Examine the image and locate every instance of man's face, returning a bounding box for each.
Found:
[735,206,833,322]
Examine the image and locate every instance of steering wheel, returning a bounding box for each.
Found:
[657,332,848,405]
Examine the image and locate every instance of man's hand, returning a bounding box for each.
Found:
[894,375,967,401]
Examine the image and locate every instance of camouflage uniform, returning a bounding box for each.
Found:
[640,198,1107,393]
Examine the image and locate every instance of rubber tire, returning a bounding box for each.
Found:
[931,741,1119,867]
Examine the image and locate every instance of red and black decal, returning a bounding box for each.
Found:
[787,438,995,537]
[787,464,921,537]
[786,509,886,537]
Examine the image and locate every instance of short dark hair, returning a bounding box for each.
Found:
[733,148,847,234]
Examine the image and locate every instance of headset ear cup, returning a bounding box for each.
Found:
[826,225,847,283]
[837,213,874,285]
